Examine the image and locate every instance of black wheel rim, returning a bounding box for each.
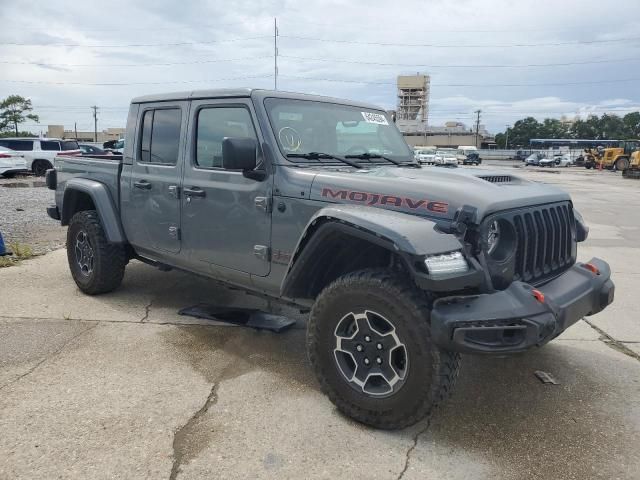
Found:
[333,310,409,398]
[74,230,95,277]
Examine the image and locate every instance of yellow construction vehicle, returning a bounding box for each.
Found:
[622,149,640,179]
[584,140,639,171]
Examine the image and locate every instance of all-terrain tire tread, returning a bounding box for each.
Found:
[307,268,460,429]
[67,210,126,295]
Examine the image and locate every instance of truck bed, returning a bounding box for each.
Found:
[54,154,124,209]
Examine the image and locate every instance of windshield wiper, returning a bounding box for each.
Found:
[344,152,420,168]
[286,152,362,169]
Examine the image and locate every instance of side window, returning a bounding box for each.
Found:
[5,140,34,151]
[138,108,181,165]
[41,141,61,151]
[140,110,153,163]
[196,107,257,169]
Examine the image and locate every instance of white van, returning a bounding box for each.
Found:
[456,146,478,164]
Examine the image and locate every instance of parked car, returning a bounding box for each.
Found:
[434,149,458,166]
[79,144,108,155]
[540,153,573,168]
[0,138,80,175]
[414,148,436,164]
[456,146,478,164]
[104,139,124,154]
[515,149,532,161]
[47,88,614,430]
[524,152,545,166]
[0,146,28,178]
[463,152,482,165]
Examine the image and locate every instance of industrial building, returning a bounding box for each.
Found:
[393,73,494,148]
[46,125,125,143]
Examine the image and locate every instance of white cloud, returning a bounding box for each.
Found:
[0,0,639,133]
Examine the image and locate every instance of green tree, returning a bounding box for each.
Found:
[505,117,542,147]
[0,95,39,136]
[540,118,569,138]
[623,112,640,138]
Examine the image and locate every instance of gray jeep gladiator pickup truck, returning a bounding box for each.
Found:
[47,89,614,429]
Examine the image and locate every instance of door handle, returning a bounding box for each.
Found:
[183,187,206,198]
[134,180,152,190]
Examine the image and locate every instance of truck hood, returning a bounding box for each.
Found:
[309,166,570,222]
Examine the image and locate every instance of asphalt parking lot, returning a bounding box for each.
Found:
[1,164,639,479]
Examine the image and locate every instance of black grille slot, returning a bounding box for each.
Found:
[479,175,512,183]
[506,203,575,284]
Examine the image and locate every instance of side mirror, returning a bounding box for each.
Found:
[222,137,257,171]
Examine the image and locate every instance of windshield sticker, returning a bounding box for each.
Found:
[361,112,389,125]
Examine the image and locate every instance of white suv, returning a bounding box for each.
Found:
[0,138,80,176]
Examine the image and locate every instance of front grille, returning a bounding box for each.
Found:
[486,202,576,285]
[512,203,575,283]
[478,175,512,183]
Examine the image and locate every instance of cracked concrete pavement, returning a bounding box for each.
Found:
[0,165,639,479]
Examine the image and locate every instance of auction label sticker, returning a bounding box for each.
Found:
[361,112,389,125]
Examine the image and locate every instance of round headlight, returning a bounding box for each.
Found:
[485,219,516,262]
[487,220,500,255]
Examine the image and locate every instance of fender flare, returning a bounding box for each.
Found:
[61,178,126,243]
[280,204,464,297]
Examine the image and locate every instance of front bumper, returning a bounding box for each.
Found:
[431,258,614,354]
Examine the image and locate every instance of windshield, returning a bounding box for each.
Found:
[114,139,124,149]
[264,98,413,163]
[436,150,453,156]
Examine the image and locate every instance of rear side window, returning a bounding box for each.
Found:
[139,108,181,165]
[41,141,61,151]
[61,141,79,150]
[195,107,257,168]
[1,139,34,151]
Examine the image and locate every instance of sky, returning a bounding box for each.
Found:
[1,0,639,134]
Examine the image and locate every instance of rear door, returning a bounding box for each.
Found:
[127,102,188,254]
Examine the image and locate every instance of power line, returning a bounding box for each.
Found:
[276,18,608,34]
[0,56,267,67]
[0,35,272,48]
[279,54,640,69]
[0,19,268,33]
[278,34,640,48]
[0,73,273,86]
[279,74,640,87]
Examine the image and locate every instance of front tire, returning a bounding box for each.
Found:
[67,210,126,294]
[307,269,460,429]
[614,157,629,171]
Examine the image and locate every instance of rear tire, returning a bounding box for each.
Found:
[32,159,52,176]
[67,210,126,295]
[307,269,460,429]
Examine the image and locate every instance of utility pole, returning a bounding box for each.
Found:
[74,122,78,140]
[474,110,481,148]
[91,106,99,142]
[274,17,278,90]
[504,125,510,150]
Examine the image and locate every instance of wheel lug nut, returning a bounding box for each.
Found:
[376,357,382,365]
[356,344,363,352]
[376,343,383,350]
[364,357,370,366]
[364,335,371,342]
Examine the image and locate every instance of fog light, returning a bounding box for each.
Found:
[425,251,469,277]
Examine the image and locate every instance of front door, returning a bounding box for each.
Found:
[128,102,187,254]
[181,99,272,276]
